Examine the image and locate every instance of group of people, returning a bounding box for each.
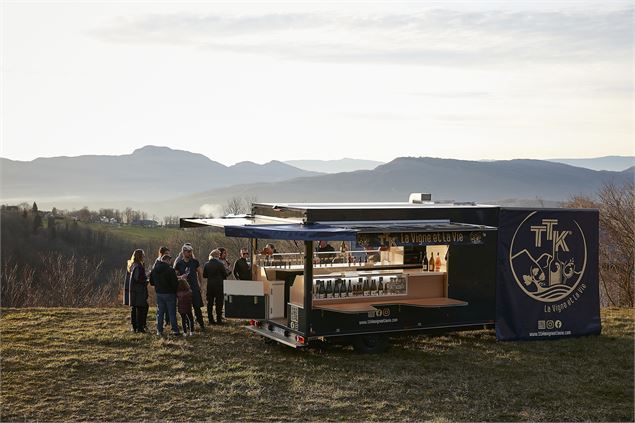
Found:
[123,243,252,336]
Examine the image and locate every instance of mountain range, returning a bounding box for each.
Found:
[1,146,632,218]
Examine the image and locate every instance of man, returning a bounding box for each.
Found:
[317,240,336,264]
[174,244,205,330]
[218,247,233,279]
[263,243,280,266]
[203,249,228,324]
[233,248,251,280]
[149,254,180,336]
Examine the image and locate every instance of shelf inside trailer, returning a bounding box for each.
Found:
[312,296,467,313]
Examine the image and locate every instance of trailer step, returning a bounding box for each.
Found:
[245,325,306,348]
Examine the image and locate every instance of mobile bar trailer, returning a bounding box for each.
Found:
[180,197,601,353]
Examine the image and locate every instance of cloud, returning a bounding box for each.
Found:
[90,8,633,65]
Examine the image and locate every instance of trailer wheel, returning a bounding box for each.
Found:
[352,334,390,354]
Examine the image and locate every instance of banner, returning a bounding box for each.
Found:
[496,208,601,340]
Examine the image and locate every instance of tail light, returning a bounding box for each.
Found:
[249,320,262,327]
[295,335,305,344]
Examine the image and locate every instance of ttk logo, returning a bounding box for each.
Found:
[510,212,587,303]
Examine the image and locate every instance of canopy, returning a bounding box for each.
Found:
[206,218,497,245]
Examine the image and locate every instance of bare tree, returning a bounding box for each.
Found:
[222,196,257,216]
[566,180,634,307]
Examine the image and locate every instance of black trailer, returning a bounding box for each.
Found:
[181,199,601,352]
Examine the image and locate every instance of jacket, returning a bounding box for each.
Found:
[149,261,178,294]
[233,257,251,280]
[125,263,148,307]
[177,285,193,314]
[203,258,228,286]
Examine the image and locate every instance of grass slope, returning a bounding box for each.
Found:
[1,308,632,422]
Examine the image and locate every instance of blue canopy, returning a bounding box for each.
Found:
[223,220,496,242]
[224,223,357,241]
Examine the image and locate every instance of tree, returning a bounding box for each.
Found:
[566,180,634,307]
[48,215,57,239]
[32,213,42,234]
[223,196,257,216]
[31,202,38,214]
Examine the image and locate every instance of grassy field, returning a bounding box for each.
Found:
[1,308,632,422]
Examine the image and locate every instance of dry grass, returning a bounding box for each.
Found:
[1,307,632,422]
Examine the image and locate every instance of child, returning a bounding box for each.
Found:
[177,278,194,336]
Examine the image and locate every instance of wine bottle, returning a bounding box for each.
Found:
[326,280,333,299]
[357,277,363,296]
[378,277,384,295]
[347,279,352,297]
[318,280,325,299]
[370,278,377,296]
[422,253,428,271]
[363,277,370,296]
[435,252,442,272]
[429,252,435,272]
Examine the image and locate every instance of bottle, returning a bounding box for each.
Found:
[313,280,319,299]
[422,253,428,271]
[370,277,377,296]
[347,279,352,297]
[435,252,442,272]
[363,277,370,296]
[318,280,325,299]
[444,250,448,272]
[377,277,384,295]
[326,280,333,299]
[429,252,435,272]
[357,277,363,296]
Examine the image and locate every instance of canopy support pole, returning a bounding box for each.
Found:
[303,241,313,336]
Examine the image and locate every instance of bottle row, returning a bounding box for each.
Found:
[422,252,446,272]
[312,275,407,300]
[255,252,392,269]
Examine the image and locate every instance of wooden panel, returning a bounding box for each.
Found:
[406,273,446,298]
[289,275,305,306]
[314,303,377,313]
[400,297,467,307]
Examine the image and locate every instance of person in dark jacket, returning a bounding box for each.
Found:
[177,278,194,336]
[174,243,205,331]
[203,249,228,324]
[149,254,180,336]
[123,249,149,333]
[233,248,251,280]
[152,246,171,329]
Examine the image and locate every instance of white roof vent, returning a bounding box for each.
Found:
[409,193,432,203]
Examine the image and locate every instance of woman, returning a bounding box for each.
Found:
[123,249,149,333]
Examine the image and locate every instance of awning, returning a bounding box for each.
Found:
[182,217,497,245]
[224,223,357,241]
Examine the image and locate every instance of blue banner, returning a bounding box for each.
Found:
[496,208,601,340]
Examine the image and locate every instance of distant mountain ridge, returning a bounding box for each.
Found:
[0,145,320,204]
[547,156,634,172]
[284,158,384,173]
[2,148,633,217]
[146,156,634,217]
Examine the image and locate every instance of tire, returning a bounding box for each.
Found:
[352,334,390,354]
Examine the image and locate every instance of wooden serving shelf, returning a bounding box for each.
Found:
[313,297,467,313]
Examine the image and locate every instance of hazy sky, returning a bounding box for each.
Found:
[1,1,633,165]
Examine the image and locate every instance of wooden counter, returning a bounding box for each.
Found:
[313,296,467,313]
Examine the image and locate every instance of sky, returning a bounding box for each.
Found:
[1,1,633,165]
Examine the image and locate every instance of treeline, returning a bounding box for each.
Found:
[3,202,181,226]
[0,200,298,307]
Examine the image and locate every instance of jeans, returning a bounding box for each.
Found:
[156,293,179,334]
[207,281,224,323]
